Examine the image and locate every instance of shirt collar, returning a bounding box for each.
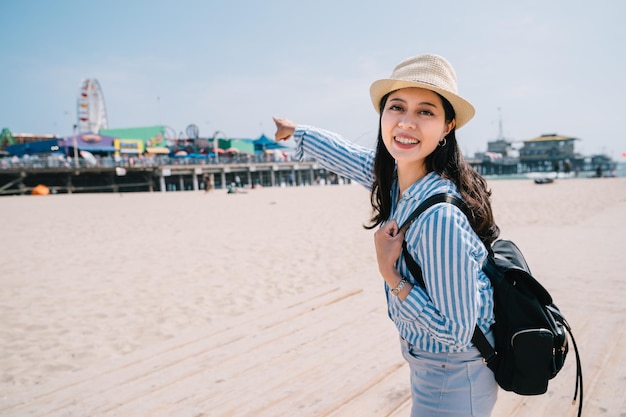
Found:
[398,171,440,202]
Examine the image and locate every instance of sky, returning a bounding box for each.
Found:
[1,0,625,159]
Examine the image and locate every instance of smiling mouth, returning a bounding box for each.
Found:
[394,136,420,145]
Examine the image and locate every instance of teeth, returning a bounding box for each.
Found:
[395,136,419,145]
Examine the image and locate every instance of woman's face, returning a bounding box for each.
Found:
[380,87,454,169]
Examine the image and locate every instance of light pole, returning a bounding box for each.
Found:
[212,130,227,164]
[72,124,79,168]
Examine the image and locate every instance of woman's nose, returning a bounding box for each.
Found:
[398,115,416,129]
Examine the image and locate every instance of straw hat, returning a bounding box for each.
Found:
[369,53,475,129]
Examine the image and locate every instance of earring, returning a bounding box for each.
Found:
[439,138,447,147]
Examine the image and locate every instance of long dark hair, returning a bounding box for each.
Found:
[366,92,500,246]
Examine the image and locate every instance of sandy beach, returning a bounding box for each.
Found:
[1,177,625,416]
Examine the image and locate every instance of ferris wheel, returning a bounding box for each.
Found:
[77,79,108,133]
[164,126,178,146]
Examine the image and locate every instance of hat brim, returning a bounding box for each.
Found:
[370,79,475,129]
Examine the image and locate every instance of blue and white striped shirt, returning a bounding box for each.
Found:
[293,126,495,353]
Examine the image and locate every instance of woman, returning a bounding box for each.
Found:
[274,53,500,416]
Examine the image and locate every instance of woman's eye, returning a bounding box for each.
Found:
[389,104,404,111]
[419,110,434,116]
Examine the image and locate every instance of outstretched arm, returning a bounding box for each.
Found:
[272,116,376,188]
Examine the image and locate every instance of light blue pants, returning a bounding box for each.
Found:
[400,335,498,417]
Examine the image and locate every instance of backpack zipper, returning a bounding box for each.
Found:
[511,328,553,347]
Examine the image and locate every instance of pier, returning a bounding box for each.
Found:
[0,158,350,196]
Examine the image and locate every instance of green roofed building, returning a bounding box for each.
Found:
[218,138,255,154]
[100,126,167,147]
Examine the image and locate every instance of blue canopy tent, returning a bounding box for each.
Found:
[253,134,286,154]
[6,139,63,157]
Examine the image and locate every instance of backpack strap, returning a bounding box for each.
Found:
[399,193,497,364]
[398,193,466,234]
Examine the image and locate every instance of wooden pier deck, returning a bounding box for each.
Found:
[2,278,620,417]
[0,161,337,195]
[1,285,411,417]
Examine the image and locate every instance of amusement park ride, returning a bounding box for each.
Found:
[77,79,108,133]
[73,79,177,143]
[0,78,110,151]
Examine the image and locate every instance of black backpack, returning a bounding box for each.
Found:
[399,193,583,417]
